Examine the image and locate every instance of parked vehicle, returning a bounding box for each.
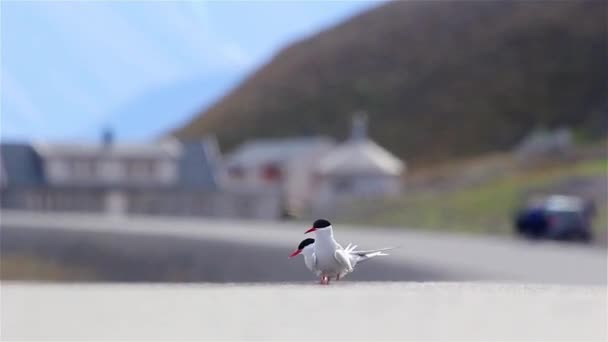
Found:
[514,195,593,243]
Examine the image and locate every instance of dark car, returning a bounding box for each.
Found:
[544,209,592,242]
[515,207,548,239]
[514,195,593,243]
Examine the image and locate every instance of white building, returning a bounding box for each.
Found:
[223,137,335,217]
[514,127,573,161]
[0,134,263,218]
[33,140,183,188]
[313,115,405,212]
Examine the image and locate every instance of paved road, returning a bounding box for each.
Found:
[2,211,607,340]
[2,210,606,284]
[2,225,450,282]
[2,282,606,340]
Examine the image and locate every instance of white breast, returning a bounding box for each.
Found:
[314,238,343,276]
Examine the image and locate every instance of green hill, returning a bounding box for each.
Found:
[175,0,607,165]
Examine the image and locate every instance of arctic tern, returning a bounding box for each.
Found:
[289,219,395,284]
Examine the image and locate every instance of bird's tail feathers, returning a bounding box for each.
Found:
[350,247,398,264]
[352,246,398,256]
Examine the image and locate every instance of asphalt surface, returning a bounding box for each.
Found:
[2,282,606,340]
[2,225,452,282]
[1,211,607,340]
[2,210,606,284]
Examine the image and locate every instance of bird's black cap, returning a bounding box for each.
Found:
[297,238,315,250]
[312,219,332,229]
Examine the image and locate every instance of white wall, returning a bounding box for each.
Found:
[221,143,335,216]
[43,156,179,187]
[312,174,402,216]
[283,143,334,215]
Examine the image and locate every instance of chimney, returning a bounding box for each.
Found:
[350,111,368,141]
[102,127,114,149]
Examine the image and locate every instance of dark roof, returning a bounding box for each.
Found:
[178,137,221,191]
[0,143,45,187]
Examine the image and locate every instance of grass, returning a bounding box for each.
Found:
[340,158,607,236]
[1,253,98,281]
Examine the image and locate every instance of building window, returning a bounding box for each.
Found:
[71,159,96,179]
[261,164,282,182]
[127,160,157,181]
[334,177,353,193]
[228,166,245,179]
[311,173,323,188]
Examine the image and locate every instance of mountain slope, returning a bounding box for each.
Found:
[175,0,607,164]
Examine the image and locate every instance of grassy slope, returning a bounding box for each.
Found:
[337,150,607,238]
[175,0,607,165]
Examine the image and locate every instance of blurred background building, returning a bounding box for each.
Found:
[0,132,281,219]
[1,115,406,220]
[313,114,405,217]
[223,136,335,218]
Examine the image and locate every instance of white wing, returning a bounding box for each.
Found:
[304,252,320,276]
[334,249,353,272]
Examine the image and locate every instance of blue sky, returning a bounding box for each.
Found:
[1,0,383,142]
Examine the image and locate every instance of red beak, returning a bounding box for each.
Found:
[305,227,317,234]
[289,249,302,258]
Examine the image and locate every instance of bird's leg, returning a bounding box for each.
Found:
[336,273,340,281]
